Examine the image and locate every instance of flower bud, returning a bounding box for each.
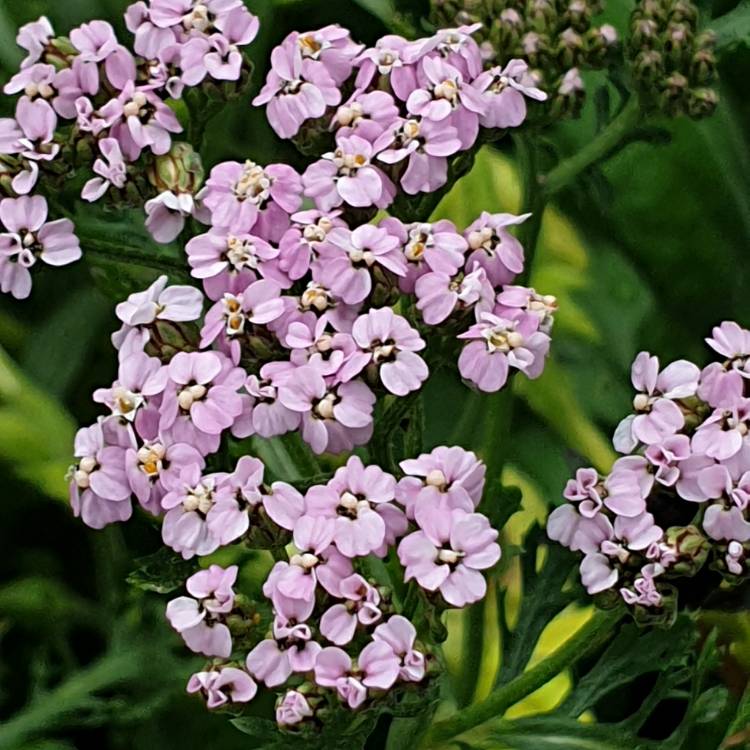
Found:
[686,87,719,119]
[44,36,77,70]
[664,525,709,576]
[147,142,204,195]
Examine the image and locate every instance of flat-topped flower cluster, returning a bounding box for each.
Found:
[163,447,500,721]
[548,321,750,622]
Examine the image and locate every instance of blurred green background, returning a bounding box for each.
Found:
[0,0,749,747]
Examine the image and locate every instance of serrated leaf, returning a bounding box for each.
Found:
[560,617,696,717]
[497,524,577,685]
[127,547,198,594]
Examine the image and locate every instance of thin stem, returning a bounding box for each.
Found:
[541,96,641,199]
[421,607,623,748]
[0,650,141,750]
[514,134,545,284]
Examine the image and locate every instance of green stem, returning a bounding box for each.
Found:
[421,607,623,748]
[541,96,641,199]
[80,236,189,276]
[0,651,141,750]
[514,134,545,284]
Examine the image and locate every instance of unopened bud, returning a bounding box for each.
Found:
[147,142,204,194]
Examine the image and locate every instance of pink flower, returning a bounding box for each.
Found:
[241,362,302,439]
[463,211,528,287]
[320,574,382,644]
[144,191,198,244]
[579,552,618,594]
[314,641,400,707]
[345,307,428,396]
[206,456,265,545]
[372,615,425,682]
[698,362,744,410]
[16,16,54,69]
[69,422,133,530]
[200,279,284,350]
[312,224,405,305]
[295,25,363,85]
[70,20,119,62]
[125,436,204,514]
[144,351,246,452]
[106,81,182,161]
[114,274,203,333]
[160,464,221,558]
[563,466,646,518]
[125,2,179,59]
[406,56,486,149]
[1,97,60,194]
[262,481,305,530]
[246,615,322,687]
[276,690,313,726]
[495,285,557,334]
[199,160,302,237]
[303,455,406,557]
[643,434,692,487]
[617,351,700,448]
[278,367,375,454]
[703,504,750,542]
[374,116,462,195]
[692,401,750,461]
[0,196,81,300]
[458,312,550,392]
[303,134,395,211]
[166,564,237,657]
[398,510,500,607]
[82,138,127,202]
[187,667,257,709]
[619,565,664,608]
[253,33,340,139]
[415,265,494,326]
[546,503,613,554]
[332,90,399,141]
[405,25,484,79]
[354,35,418,101]
[93,350,160,425]
[397,446,485,522]
[705,320,750,363]
[278,210,345,281]
[472,59,547,129]
[380,218,467,293]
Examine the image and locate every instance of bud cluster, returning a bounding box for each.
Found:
[627,0,718,119]
[548,321,750,625]
[0,3,259,298]
[429,0,619,121]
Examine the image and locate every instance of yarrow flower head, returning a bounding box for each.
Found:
[549,322,750,624]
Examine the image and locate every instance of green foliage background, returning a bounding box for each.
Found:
[0,0,749,748]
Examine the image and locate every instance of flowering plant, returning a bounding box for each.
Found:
[0,0,747,749]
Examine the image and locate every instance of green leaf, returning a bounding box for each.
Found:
[126,548,198,594]
[490,716,657,750]
[560,617,696,717]
[75,210,191,300]
[712,1,750,54]
[0,345,76,500]
[497,524,577,685]
[21,286,112,398]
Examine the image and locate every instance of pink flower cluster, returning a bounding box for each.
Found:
[162,447,499,718]
[254,24,546,200]
[548,321,750,618]
[0,6,259,298]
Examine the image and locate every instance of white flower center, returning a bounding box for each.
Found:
[482,326,523,353]
[434,78,459,102]
[74,455,97,488]
[178,383,208,411]
[234,161,271,204]
[290,552,319,569]
[336,102,364,127]
[425,469,447,488]
[183,483,214,514]
[437,548,463,564]
[467,227,495,251]
[112,385,144,421]
[301,283,332,311]
[123,92,148,119]
[137,442,166,477]
[183,3,211,32]
[226,236,259,270]
[314,392,336,420]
